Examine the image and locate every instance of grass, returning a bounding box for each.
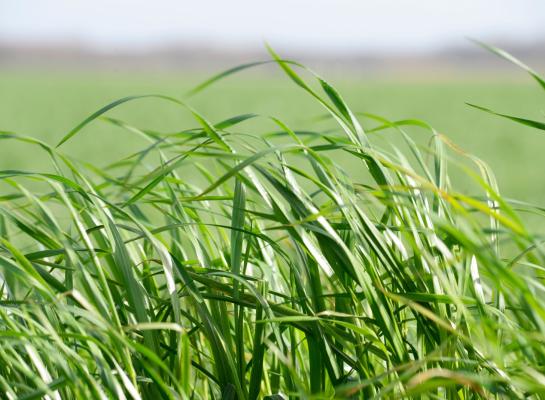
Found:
[1,46,545,398]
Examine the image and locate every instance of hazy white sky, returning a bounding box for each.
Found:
[1,0,545,53]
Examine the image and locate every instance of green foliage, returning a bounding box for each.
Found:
[1,46,545,399]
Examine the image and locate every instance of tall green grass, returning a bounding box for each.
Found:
[1,45,545,399]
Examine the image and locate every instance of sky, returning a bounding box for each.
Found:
[1,0,545,54]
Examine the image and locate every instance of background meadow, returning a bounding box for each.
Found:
[2,71,544,206]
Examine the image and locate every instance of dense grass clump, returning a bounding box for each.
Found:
[1,46,545,399]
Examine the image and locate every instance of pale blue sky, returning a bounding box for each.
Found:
[1,0,545,53]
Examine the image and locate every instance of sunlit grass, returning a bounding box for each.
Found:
[1,46,545,399]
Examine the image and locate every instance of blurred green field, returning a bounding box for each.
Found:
[1,70,544,205]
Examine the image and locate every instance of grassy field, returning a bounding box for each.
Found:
[1,70,544,205]
[2,56,545,398]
